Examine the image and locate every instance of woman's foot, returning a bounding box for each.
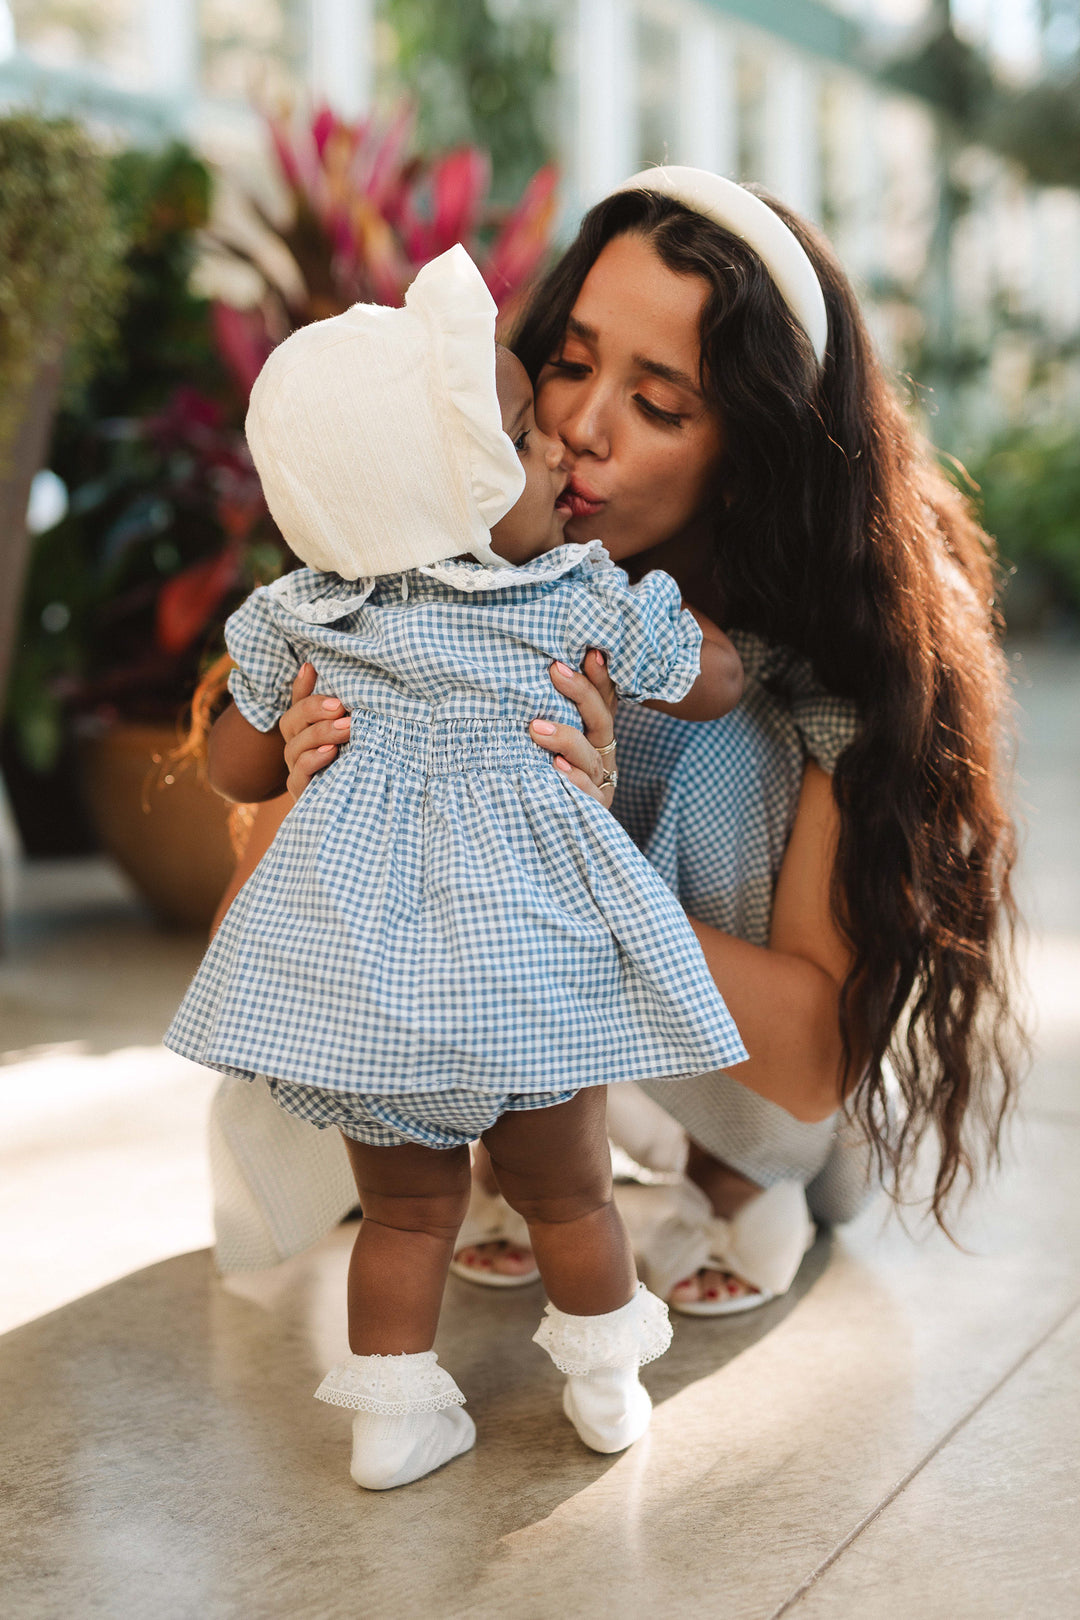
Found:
[642,1151,815,1316]
[452,1238,538,1280]
[667,1148,763,1305]
[668,1267,761,1308]
[449,1149,540,1287]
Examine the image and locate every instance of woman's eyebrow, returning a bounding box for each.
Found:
[634,356,700,395]
[566,316,597,344]
[565,317,700,396]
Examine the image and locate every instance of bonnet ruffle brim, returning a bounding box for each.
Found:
[406,244,525,542]
[245,245,524,579]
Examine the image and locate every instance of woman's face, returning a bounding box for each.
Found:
[533,232,724,569]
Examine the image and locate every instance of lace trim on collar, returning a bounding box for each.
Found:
[268,569,377,624]
[418,539,613,593]
[265,539,613,620]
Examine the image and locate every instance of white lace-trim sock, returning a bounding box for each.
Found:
[349,1406,476,1491]
[315,1350,475,1490]
[562,1366,653,1454]
[533,1282,672,1455]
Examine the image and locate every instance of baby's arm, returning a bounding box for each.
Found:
[571,566,743,724]
[204,585,309,802]
[207,702,289,803]
[642,605,743,722]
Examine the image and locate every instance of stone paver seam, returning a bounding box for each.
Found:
[766,1288,1080,1620]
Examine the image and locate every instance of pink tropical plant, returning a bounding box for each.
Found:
[210,102,558,395]
[156,103,558,653]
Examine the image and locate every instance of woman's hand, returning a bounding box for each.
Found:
[279,663,351,801]
[529,650,619,807]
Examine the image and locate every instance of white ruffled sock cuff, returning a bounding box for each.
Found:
[314,1350,467,1415]
[532,1281,672,1375]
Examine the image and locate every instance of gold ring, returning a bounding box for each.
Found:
[596,739,617,758]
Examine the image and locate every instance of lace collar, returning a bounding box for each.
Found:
[268,569,377,624]
[267,540,613,622]
[418,539,613,593]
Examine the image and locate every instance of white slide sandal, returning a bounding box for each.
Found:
[642,1178,816,1316]
[448,1181,541,1289]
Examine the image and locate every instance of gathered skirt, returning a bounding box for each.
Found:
[165,711,746,1146]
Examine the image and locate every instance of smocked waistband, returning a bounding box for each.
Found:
[347,709,548,774]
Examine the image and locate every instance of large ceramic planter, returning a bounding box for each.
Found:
[78,722,235,931]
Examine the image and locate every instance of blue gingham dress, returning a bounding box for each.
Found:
[165,541,747,1148]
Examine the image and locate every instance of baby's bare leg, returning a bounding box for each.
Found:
[484,1091,668,1455]
[481,1089,635,1315]
[324,1140,476,1490]
[340,1137,472,1354]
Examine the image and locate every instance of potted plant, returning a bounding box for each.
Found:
[6,108,557,927]
[4,140,257,921]
[0,115,126,897]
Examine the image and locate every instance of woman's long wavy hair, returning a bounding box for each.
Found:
[514,189,1027,1227]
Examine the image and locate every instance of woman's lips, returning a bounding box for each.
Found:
[557,481,605,519]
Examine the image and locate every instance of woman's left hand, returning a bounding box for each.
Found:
[530,650,619,807]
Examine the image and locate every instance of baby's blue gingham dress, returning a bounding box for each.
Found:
[165,541,747,1148]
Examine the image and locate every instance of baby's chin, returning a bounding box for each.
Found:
[562,511,608,548]
[525,532,570,561]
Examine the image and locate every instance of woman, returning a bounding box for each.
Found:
[203,167,1024,1315]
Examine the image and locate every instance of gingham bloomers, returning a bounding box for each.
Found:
[165,540,748,1148]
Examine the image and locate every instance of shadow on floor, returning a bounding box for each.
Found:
[0,1226,834,1617]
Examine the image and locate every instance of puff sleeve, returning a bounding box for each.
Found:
[790,686,859,774]
[224,586,301,733]
[565,564,702,703]
[730,630,860,773]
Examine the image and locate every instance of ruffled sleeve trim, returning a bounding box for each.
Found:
[730,629,860,774]
[629,609,702,704]
[405,244,525,534]
[584,565,702,704]
[223,586,300,733]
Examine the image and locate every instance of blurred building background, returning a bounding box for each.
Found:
[2,0,1079,883]
[3,0,1080,444]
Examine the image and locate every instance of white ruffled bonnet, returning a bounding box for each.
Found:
[245,245,526,578]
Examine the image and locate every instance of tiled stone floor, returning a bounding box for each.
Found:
[1,643,1077,1620]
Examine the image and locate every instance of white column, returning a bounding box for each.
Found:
[1054,192,1080,341]
[309,0,374,119]
[761,52,821,222]
[0,3,15,61]
[831,75,882,283]
[677,16,737,176]
[142,0,198,100]
[574,0,637,206]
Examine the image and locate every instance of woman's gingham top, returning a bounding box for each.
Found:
[612,629,861,1166]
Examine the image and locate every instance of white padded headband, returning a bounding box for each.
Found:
[609,167,828,366]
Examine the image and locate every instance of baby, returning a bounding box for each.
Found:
[166,245,746,1490]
